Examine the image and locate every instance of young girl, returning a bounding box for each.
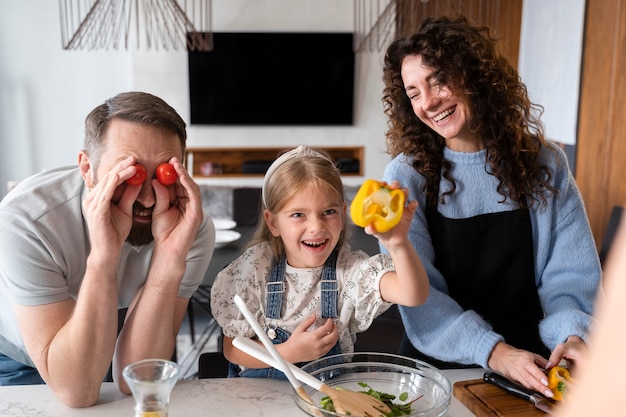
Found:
[210,145,429,379]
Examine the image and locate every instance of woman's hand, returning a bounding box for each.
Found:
[487,341,554,398]
[547,335,586,373]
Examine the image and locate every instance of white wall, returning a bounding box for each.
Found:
[518,0,586,146]
[0,0,586,197]
[0,0,132,196]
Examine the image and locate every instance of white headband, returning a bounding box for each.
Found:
[261,145,333,208]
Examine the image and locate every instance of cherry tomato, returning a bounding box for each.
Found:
[126,164,147,186]
[156,163,178,186]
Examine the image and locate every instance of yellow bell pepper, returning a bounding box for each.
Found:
[350,179,405,232]
[548,366,571,401]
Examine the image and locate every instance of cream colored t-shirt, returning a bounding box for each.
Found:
[210,241,394,354]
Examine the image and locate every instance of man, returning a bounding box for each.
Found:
[0,92,215,407]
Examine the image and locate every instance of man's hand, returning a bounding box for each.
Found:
[151,157,203,261]
[82,156,141,262]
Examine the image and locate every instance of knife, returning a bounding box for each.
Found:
[483,371,554,414]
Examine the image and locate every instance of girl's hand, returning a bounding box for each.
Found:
[374,180,428,306]
[367,182,417,248]
[279,315,339,363]
[351,180,405,233]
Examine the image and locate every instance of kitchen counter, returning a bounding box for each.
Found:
[0,368,485,416]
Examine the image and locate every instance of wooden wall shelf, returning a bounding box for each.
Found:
[185,146,364,178]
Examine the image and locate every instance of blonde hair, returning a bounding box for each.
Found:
[252,146,347,259]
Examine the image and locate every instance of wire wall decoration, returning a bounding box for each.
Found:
[59,0,507,54]
[354,0,507,53]
[353,0,397,53]
[59,0,213,51]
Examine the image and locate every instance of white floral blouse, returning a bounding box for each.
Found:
[210,242,395,354]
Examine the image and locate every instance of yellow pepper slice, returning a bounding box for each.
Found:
[548,366,571,401]
[350,179,405,233]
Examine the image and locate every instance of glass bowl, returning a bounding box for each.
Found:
[294,352,451,417]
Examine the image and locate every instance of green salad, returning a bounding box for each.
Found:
[319,382,422,416]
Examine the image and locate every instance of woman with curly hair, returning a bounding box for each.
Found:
[380,15,601,398]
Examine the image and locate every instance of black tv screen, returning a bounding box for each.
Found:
[188,32,355,126]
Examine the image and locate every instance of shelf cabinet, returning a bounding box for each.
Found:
[185,146,364,178]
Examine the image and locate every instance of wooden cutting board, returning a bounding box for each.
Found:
[453,379,549,416]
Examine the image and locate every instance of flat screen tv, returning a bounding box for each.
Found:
[188,32,355,126]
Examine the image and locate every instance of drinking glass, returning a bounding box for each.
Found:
[122,359,179,417]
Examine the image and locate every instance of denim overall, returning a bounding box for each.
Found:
[229,250,343,379]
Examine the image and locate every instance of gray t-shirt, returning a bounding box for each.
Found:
[0,166,214,366]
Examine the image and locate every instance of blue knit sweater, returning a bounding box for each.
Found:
[382,143,601,368]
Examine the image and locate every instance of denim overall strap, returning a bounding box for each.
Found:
[320,249,339,318]
[265,257,286,319]
[265,250,339,320]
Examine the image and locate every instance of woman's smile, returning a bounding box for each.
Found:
[433,105,457,123]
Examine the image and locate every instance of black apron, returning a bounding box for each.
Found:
[400,207,550,368]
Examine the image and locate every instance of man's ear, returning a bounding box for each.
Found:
[78,151,95,189]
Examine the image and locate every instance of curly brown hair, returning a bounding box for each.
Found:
[382,15,557,209]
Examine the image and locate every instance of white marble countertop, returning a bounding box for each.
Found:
[0,368,485,416]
